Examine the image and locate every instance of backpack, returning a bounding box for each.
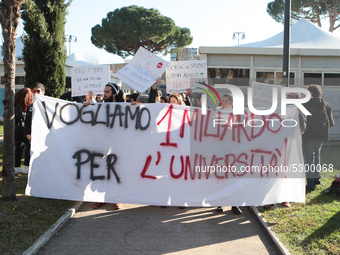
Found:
[329,176,340,196]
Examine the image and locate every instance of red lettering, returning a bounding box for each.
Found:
[224,154,236,179]
[170,155,184,179]
[180,108,199,140]
[236,153,248,177]
[157,105,177,147]
[140,155,157,179]
[214,157,224,179]
[204,110,220,138]
[250,113,266,139]
[184,155,195,180]
[267,113,283,133]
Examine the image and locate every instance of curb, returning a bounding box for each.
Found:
[250,206,291,255]
[23,201,83,255]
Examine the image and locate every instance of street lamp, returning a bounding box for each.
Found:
[66,35,77,55]
[232,32,246,45]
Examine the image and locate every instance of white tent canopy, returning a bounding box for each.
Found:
[66,53,91,67]
[236,19,340,49]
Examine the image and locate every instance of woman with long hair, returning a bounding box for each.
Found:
[169,93,186,105]
[15,88,33,174]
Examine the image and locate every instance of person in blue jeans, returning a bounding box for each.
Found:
[302,85,334,192]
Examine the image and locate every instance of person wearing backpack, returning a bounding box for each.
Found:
[302,84,334,192]
[15,88,34,174]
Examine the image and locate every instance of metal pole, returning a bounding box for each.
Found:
[283,0,291,87]
[69,40,71,56]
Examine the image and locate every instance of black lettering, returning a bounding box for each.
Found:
[107,154,120,183]
[60,103,80,125]
[93,104,106,126]
[137,107,151,130]
[42,101,58,129]
[109,104,125,128]
[73,149,92,179]
[80,105,94,125]
[125,106,140,129]
[91,153,105,181]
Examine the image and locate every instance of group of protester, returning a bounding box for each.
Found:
[14,79,334,215]
[14,82,45,174]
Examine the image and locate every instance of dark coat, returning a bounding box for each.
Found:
[302,98,334,142]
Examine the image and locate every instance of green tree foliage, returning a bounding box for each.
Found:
[91,5,193,58]
[267,0,340,32]
[21,0,72,97]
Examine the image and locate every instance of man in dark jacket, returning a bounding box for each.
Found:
[302,84,334,192]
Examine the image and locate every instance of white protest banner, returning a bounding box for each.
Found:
[115,47,169,92]
[252,82,282,108]
[166,60,207,93]
[26,95,305,206]
[71,65,110,97]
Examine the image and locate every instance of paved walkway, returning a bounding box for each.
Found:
[35,203,282,255]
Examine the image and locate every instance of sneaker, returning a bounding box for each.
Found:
[22,166,29,174]
[92,202,106,209]
[15,167,23,174]
[314,179,321,185]
[232,206,242,215]
[216,206,223,213]
[282,202,291,208]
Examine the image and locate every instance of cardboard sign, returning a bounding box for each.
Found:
[115,47,169,92]
[252,82,282,108]
[166,60,208,93]
[26,95,305,206]
[71,65,110,97]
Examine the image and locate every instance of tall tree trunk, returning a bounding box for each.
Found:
[0,0,25,201]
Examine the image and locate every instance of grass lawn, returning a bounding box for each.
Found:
[0,122,76,254]
[260,145,340,255]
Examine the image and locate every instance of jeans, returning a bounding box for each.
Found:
[303,140,323,190]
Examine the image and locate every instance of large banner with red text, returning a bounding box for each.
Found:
[26,95,305,206]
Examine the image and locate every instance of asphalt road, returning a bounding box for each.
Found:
[37,203,281,255]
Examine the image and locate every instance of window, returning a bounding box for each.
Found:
[304,73,322,86]
[256,71,295,85]
[208,68,249,86]
[15,76,25,85]
[276,72,295,86]
[1,76,25,85]
[256,72,274,84]
[324,73,340,86]
[66,77,71,88]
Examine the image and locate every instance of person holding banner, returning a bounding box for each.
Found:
[96,94,104,102]
[302,84,334,192]
[92,82,125,210]
[215,93,243,215]
[15,88,34,174]
[103,83,125,103]
[160,96,168,103]
[169,93,186,105]
[147,78,162,103]
[22,83,46,174]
